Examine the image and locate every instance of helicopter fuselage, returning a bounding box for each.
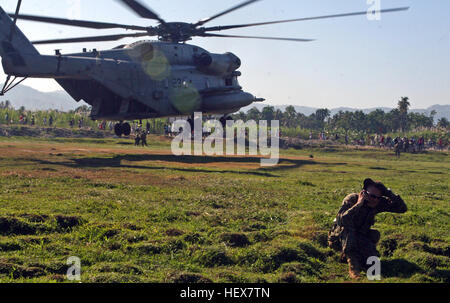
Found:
[2,40,261,121]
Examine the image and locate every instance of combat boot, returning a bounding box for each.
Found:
[347,256,362,279]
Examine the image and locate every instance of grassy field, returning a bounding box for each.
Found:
[0,134,448,283]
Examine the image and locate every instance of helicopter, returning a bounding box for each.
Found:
[0,0,409,137]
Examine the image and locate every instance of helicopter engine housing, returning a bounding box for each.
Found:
[194,52,241,76]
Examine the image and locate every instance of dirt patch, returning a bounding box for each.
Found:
[0,217,37,235]
[219,233,251,247]
[55,215,84,229]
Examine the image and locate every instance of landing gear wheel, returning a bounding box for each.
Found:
[122,122,131,136]
[114,123,123,137]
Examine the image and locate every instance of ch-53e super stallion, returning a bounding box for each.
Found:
[0,0,408,136]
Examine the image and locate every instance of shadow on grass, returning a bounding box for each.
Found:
[29,154,346,178]
[381,259,423,278]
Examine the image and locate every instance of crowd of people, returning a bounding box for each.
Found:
[2,113,448,152]
[5,113,55,127]
[306,130,448,153]
[352,134,447,152]
[4,112,92,129]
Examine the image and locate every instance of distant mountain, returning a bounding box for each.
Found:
[1,84,449,121]
[243,104,450,121]
[0,84,88,111]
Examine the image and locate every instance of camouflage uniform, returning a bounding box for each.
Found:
[328,191,407,271]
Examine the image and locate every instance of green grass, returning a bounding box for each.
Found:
[0,135,448,283]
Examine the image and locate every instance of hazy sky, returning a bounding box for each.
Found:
[1,0,449,109]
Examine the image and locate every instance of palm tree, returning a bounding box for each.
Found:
[261,106,275,121]
[397,97,410,132]
[398,97,410,114]
[284,106,297,128]
[274,109,283,122]
[315,109,331,122]
[247,107,261,121]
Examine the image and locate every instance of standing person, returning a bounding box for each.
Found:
[328,179,407,279]
[4,112,9,125]
[146,121,151,134]
[43,117,47,126]
[386,136,392,149]
[394,139,402,157]
[134,131,141,146]
[49,115,53,127]
[141,131,148,147]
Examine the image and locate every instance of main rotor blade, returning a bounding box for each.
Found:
[200,33,314,42]
[195,0,261,27]
[119,0,165,24]
[204,7,410,32]
[8,13,148,31]
[32,32,149,45]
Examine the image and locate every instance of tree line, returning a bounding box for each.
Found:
[1,97,449,141]
[232,97,450,135]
